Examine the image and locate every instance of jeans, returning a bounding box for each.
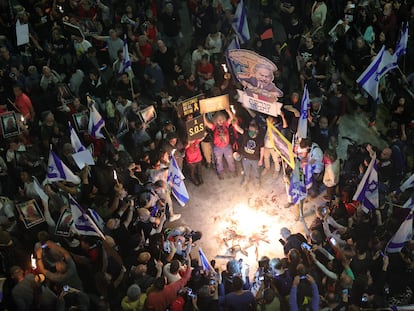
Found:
[242,158,260,181]
[213,145,235,174]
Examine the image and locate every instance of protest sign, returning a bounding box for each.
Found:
[266,119,294,169]
[185,115,205,140]
[199,94,229,114]
[55,209,73,237]
[177,94,202,118]
[1,112,20,138]
[237,90,282,117]
[16,200,45,229]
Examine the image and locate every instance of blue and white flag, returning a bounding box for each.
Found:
[47,150,81,184]
[289,159,307,204]
[199,247,214,272]
[386,211,413,253]
[399,173,414,193]
[403,196,414,209]
[69,122,86,153]
[395,22,408,58]
[88,208,105,231]
[33,176,48,202]
[231,0,250,44]
[88,97,106,139]
[297,85,309,140]
[227,36,240,51]
[167,155,189,206]
[119,36,132,74]
[356,45,398,101]
[304,162,313,190]
[70,196,105,239]
[352,155,379,213]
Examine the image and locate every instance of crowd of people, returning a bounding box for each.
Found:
[0,0,413,310]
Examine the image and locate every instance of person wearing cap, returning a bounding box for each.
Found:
[155,119,175,146]
[121,284,146,311]
[232,121,264,188]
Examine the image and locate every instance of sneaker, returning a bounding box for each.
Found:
[368,121,376,127]
[169,214,181,222]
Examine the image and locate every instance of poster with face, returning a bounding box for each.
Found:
[55,209,73,237]
[73,112,89,133]
[0,112,20,138]
[16,200,45,229]
[227,49,283,103]
[139,105,157,124]
[57,83,75,105]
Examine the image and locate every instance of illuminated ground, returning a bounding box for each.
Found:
[173,113,387,273]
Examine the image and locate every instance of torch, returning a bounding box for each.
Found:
[221,63,231,80]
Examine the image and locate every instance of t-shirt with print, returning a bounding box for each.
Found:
[240,132,264,160]
[212,122,230,148]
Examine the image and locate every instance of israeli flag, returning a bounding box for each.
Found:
[352,155,379,213]
[88,97,106,139]
[232,0,250,44]
[304,162,313,190]
[399,173,414,193]
[297,85,309,140]
[88,208,105,231]
[69,122,86,153]
[289,159,307,205]
[47,150,81,184]
[403,197,414,209]
[70,196,105,239]
[33,176,48,202]
[167,155,189,206]
[386,210,413,253]
[199,247,214,272]
[357,45,397,101]
[119,36,132,74]
[227,36,240,51]
[395,22,408,58]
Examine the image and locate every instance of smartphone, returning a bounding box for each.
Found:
[63,285,69,292]
[301,242,312,251]
[330,237,337,246]
[41,244,48,249]
[361,296,368,302]
[209,279,216,285]
[259,275,265,281]
[342,289,349,295]
[300,275,307,280]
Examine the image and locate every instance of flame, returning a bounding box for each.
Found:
[31,254,36,270]
[113,170,118,182]
[230,105,236,114]
[221,63,228,73]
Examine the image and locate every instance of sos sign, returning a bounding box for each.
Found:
[185,115,205,140]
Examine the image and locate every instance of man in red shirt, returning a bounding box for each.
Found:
[13,84,35,121]
[145,255,192,311]
[197,54,215,91]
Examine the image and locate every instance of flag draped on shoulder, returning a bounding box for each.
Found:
[231,0,250,44]
[289,159,306,205]
[395,22,408,58]
[386,210,413,253]
[167,155,189,206]
[69,122,86,153]
[352,155,379,213]
[297,85,309,140]
[47,150,81,184]
[198,247,214,272]
[356,45,397,101]
[119,36,132,74]
[88,97,106,139]
[70,196,105,239]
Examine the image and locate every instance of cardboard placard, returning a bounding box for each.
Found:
[1,112,20,138]
[266,119,294,169]
[177,94,202,117]
[16,200,45,229]
[185,115,205,140]
[73,112,89,133]
[63,21,84,39]
[199,94,230,114]
[55,209,73,237]
[237,90,282,117]
[16,20,29,46]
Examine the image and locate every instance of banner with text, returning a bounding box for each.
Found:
[200,94,229,114]
[237,90,282,117]
[177,94,202,118]
[185,115,205,140]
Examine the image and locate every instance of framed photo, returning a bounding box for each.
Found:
[55,209,73,237]
[73,112,89,133]
[1,112,20,138]
[16,200,45,229]
[139,105,157,124]
[116,117,129,138]
[57,83,75,105]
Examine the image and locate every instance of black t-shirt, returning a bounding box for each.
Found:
[239,132,264,160]
[160,12,180,37]
[154,48,176,77]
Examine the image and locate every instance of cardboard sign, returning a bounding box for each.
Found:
[63,21,84,39]
[266,119,294,169]
[177,95,202,117]
[185,115,205,140]
[16,200,45,229]
[16,20,29,46]
[199,94,229,114]
[237,90,282,117]
[139,105,157,124]
[1,112,20,138]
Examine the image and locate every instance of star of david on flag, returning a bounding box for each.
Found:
[297,85,309,140]
[167,154,189,206]
[352,155,379,213]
